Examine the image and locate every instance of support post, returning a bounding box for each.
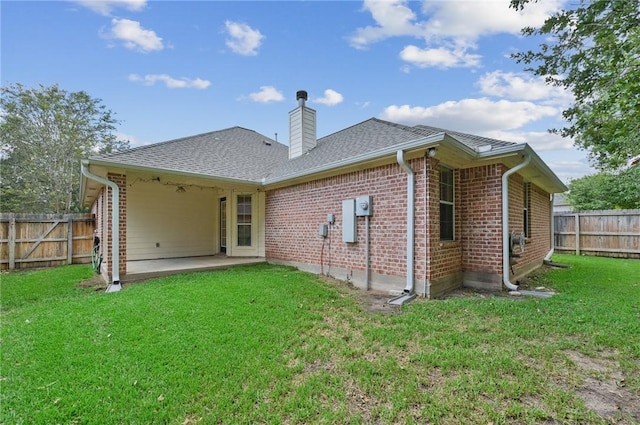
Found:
[8,214,16,270]
[575,213,581,255]
[67,215,73,265]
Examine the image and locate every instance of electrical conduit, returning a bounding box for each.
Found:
[502,154,531,291]
[397,150,415,293]
[81,163,121,292]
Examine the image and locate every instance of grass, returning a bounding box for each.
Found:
[1,255,639,424]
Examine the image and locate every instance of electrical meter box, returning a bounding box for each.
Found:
[342,199,357,243]
[318,223,328,238]
[355,195,373,216]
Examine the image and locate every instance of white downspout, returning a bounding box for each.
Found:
[397,150,415,293]
[81,163,121,292]
[502,154,531,291]
[544,194,555,262]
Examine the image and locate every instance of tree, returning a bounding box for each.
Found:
[511,0,640,171]
[0,83,129,213]
[567,165,640,210]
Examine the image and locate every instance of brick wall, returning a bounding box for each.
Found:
[428,158,463,282]
[106,173,127,279]
[265,157,552,296]
[460,164,503,276]
[508,176,551,276]
[265,159,427,288]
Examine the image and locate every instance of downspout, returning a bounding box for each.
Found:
[544,194,555,262]
[502,154,531,291]
[397,150,415,293]
[424,155,431,298]
[81,163,121,293]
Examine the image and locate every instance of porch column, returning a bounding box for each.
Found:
[106,173,127,278]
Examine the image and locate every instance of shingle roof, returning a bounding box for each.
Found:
[89,118,517,182]
[410,124,515,150]
[90,126,289,182]
[266,118,516,179]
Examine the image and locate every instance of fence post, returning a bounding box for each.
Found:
[574,213,581,255]
[67,215,73,265]
[8,214,16,270]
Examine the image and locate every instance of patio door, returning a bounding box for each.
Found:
[220,198,227,254]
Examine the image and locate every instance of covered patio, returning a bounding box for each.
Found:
[122,256,266,283]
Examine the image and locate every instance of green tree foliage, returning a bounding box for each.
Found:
[567,165,640,210]
[0,84,129,213]
[511,0,640,171]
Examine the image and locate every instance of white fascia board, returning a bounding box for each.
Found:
[263,133,449,185]
[83,158,262,187]
[478,144,568,193]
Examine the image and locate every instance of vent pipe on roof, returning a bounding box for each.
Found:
[296,90,308,107]
[289,90,317,159]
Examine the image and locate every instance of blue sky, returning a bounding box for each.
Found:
[2,0,595,182]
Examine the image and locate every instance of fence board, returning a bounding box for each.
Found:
[554,209,640,259]
[0,213,95,270]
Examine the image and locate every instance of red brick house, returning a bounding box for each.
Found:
[81,91,566,298]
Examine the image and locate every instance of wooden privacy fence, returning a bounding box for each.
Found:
[0,213,95,271]
[554,209,640,259]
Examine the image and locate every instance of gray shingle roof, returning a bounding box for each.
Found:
[266,118,516,179]
[90,118,517,182]
[90,126,289,182]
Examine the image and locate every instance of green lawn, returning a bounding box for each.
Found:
[1,255,639,424]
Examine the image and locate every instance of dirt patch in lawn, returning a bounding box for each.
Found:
[564,350,640,424]
[77,274,107,291]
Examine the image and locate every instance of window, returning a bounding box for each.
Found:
[523,182,531,237]
[440,166,455,241]
[237,195,252,246]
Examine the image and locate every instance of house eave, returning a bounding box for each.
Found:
[262,133,451,188]
[80,158,262,207]
[478,144,568,193]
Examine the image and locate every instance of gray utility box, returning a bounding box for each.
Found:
[342,199,357,243]
[355,195,373,217]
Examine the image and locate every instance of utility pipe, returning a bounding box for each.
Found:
[365,215,370,290]
[544,194,555,262]
[81,163,121,292]
[397,150,415,293]
[502,154,531,291]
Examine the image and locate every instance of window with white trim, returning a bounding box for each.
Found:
[237,195,252,246]
[440,166,455,241]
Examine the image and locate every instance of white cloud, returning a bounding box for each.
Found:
[400,44,481,69]
[349,0,564,69]
[478,71,572,105]
[106,18,163,52]
[349,0,425,49]
[225,21,264,56]
[313,89,344,106]
[128,74,211,89]
[75,0,146,16]
[248,86,284,103]
[380,98,558,132]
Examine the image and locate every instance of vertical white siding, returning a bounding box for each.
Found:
[127,179,215,260]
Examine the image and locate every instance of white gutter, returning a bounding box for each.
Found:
[502,153,531,291]
[81,162,121,293]
[544,194,555,261]
[396,150,415,293]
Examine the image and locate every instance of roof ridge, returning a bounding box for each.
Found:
[91,126,283,160]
